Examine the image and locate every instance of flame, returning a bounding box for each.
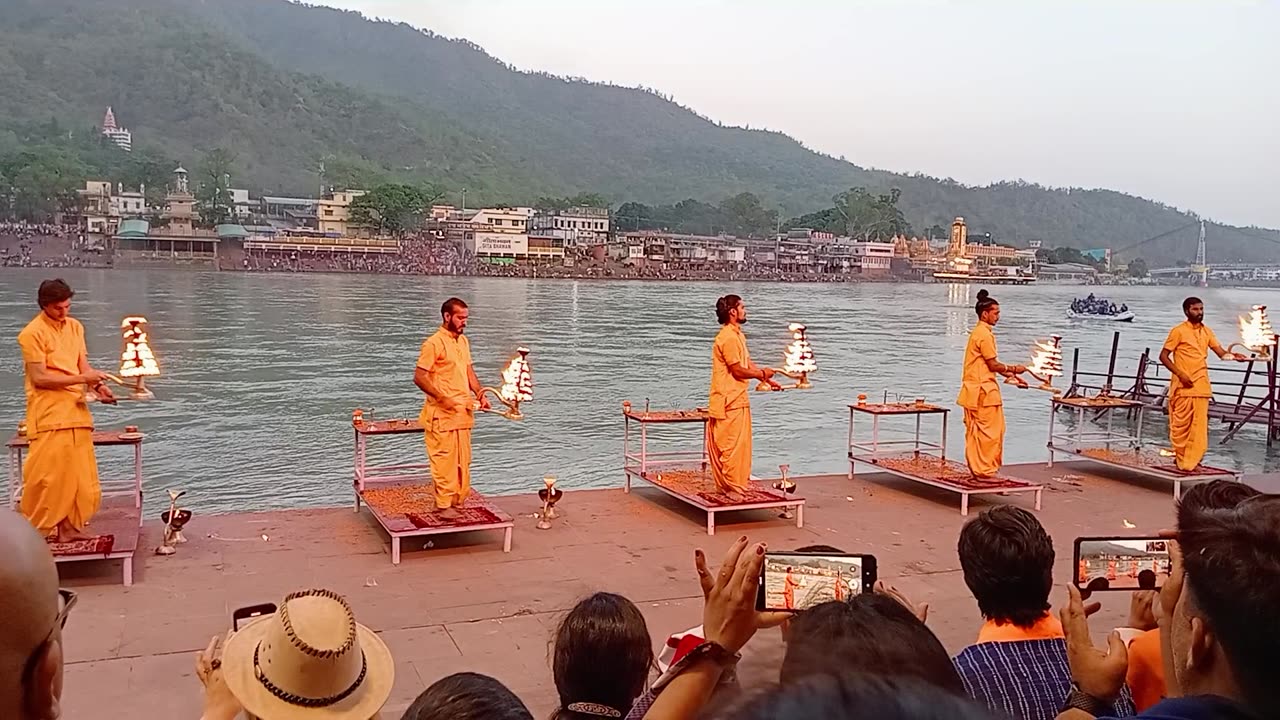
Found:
[1028,335,1064,379]
[118,316,159,378]
[1238,305,1277,352]
[782,323,818,375]
[498,347,533,404]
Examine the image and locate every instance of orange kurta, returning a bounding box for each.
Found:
[1163,321,1220,471]
[417,326,476,509]
[957,321,1005,478]
[17,313,100,536]
[1125,628,1167,711]
[708,324,752,494]
[976,613,1065,643]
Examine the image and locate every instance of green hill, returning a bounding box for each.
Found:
[0,0,1275,264]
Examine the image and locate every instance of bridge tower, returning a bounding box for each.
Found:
[1191,220,1208,287]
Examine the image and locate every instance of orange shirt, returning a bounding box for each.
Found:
[709,324,751,419]
[1162,321,1222,398]
[1126,628,1167,711]
[957,321,1002,409]
[416,326,475,432]
[976,613,1064,644]
[17,313,93,434]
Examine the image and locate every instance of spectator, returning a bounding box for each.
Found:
[952,506,1133,719]
[1058,492,1280,719]
[553,592,655,719]
[713,673,996,720]
[401,672,532,720]
[0,511,69,720]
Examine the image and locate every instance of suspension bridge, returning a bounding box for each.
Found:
[1116,220,1280,286]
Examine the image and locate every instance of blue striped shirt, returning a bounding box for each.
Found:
[953,638,1135,720]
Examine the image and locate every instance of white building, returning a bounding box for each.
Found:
[470,207,534,234]
[530,206,610,247]
[850,240,896,274]
[101,107,132,152]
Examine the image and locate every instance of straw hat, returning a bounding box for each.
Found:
[222,589,393,719]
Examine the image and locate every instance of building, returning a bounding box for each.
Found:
[229,189,253,220]
[1038,262,1098,282]
[316,189,367,236]
[112,166,236,264]
[261,196,318,225]
[618,231,746,270]
[75,181,147,235]
[460,207,536,264]
[530,206,610,248]
[100,107,132,152]
[469,207,534,234]
[850,240,896,274]
[242,228,399,255]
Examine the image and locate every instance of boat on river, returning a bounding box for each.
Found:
[1068,296,1134,322]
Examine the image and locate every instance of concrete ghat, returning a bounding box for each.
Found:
[56,463,1279,719]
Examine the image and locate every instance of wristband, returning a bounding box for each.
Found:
[1061,683,1112,716]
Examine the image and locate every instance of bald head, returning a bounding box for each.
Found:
[0,511,61,719]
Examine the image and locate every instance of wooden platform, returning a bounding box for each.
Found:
[1046,442,1240,499]
[358,481,514,565]
[850,452,1043,516]
[623,465,804,536]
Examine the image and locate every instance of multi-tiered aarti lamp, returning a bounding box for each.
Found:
[1228,305,1277,362]
[86,316,160,403]
[478,347,533,420]
[1006,335,1064,394]
[757,323,817,391]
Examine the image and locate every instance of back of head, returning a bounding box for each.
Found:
[401,672,532,720]
[715,672,995,720]
[0,512,61,717]
[957,506,1055,628]
[716,295,742,325]
[1177,493,1280,716]
[781,595,963,696]
[1179,479,1260,512]
[552,592,653,720]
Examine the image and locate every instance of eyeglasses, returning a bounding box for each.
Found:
[23,589,77,685]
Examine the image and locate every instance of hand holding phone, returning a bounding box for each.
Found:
[1074,536,1170,592]
[231,602,277,631]
[757,552,877,612]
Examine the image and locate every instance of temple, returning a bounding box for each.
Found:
[101,106,133,152]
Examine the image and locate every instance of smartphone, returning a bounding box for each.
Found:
[756,552,877,612]
[232,602,277,631]
[1074,536,1171,592]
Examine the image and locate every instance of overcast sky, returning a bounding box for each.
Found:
[322,0,1278,228]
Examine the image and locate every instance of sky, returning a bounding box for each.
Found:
[322,0,1278,228]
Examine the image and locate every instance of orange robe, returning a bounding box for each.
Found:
[957,321,1004,478]
[783,573,800,609]
[708,324,752,494]
[417,326,476,510]
[1162,321,1221,471]
[17,313,100,536]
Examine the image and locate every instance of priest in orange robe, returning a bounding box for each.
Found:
[1159,296,1245,470]
[17,279,116,542]
[707,294,781,500]
[956,289,1026,479]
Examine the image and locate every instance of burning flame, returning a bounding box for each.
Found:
[783,323,817,375]
[1238,305,1277,353]
[499,347,533,404]
[118,316,159,378]
[1029,335,1064,379]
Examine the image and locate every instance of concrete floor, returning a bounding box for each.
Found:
[52,461,1277,719]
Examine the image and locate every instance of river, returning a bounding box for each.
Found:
[3,268,1278,514]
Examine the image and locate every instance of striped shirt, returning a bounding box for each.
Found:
[953,638,1136,720]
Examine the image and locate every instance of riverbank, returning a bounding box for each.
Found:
[58,463,1280,719]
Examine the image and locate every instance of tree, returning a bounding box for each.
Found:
[832,186,912,239]
[317,155,388,191]
[0,146,88,221]
[718,192,778,238]
[349,183,443,235]
[1127,257,1149,278]
[196,148,237,226]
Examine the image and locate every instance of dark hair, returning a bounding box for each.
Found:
[1182,296,1203,313]
[782,596,964,696]
[1178,494,1280,717]
[1085,576,1110,592]
[442,297,468,317]
[715,295,742,324]
[401,672,532,720]
[714,672,996,720]
[793,544,844,554]
[957,506,1055,627]
[37,279,74,308]
[552,592,654,720]
[1179,479,1260,512]
[1137,570,1157,590]
[974,289,997,317]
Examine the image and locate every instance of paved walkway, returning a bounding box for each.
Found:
[55,462,1276,719]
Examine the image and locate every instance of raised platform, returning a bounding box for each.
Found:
[7,430,145,585]
[1047,442,1240,499]
[359,483,514,565]
[623,464,804,535]
[851,453,1043,516]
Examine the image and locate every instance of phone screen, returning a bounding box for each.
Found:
[758,552,877,612]
[1074,537,1171,592]
[232,603,277,631]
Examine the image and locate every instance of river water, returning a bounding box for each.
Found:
[3,268,1278,514]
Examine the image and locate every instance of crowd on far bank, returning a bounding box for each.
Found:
[3,479,1276,720]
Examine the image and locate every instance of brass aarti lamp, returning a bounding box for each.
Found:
[478,347,533,420]
[86,316,160,403]
[1005,335,1064,394]
[1228,305,1277,362]
[757,323,817,391]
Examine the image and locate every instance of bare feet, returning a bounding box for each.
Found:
[725,491,746,503]
[437,507,462,521]
[55,522,92,543]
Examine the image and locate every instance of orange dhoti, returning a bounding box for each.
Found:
[962,405,1005,478]
[708,406,752,494]
[1167,388,1209,471]
[425,427,472,509]
[21,427,101,537]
